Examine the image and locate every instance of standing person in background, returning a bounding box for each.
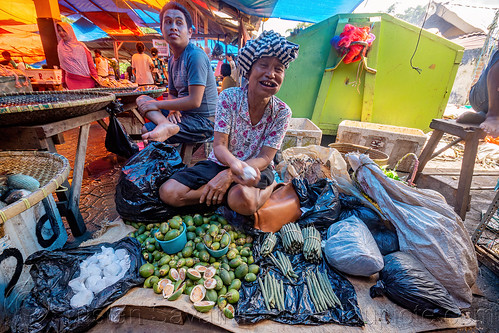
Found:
[137,2,218,145]
[56,22,99,90]
[1,51,17,69]
[94,49,109,79]
[220,63,236,91]
[150,47,168,86]
[132,42,154,86]
[226,53,239,86]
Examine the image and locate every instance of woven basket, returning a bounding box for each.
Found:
[81,86,166,104]
[329,143,389,167]
[0,151,70,231]
[0,91,115,126]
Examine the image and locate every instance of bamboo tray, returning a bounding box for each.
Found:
[0,151,70,229]
[0,91,115,126]
[82,86,166,104]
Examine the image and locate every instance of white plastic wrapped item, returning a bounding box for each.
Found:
[103,262,122,277]
[346,153,478,308]
[85,263,102,278]
[115,249,127,260]
[325,216,384,276]
[70,289,94,308]
[68,277,87,293]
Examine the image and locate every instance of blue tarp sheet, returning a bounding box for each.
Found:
[221,0,363,23]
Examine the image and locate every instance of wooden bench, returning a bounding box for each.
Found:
[414,119,486,220]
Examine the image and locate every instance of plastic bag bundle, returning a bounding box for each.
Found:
[10,238,144,333]
[292,178,341,236]
[370,252,461,318]
[115,142,186,222]
[325,216,384,276]
[346,153,478,308]
[339,194,399,255]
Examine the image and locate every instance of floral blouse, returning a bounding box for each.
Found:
[208,87,292,165]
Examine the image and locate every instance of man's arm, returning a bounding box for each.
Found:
[139,84,205,113]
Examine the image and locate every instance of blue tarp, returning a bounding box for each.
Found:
[221,0,363,23]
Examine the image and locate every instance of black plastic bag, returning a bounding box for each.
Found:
[370,252,461,318]
[115,141,186,222]
[339,194,399,255]
[104,101,139,158]
[11,237,144,333]
[292,178,341,236]
[236,228,363,326]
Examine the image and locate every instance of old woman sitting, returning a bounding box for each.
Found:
[161,31,299,215]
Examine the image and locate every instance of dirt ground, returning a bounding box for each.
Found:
[55,122,498,332]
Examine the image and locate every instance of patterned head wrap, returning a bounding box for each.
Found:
[238,30,299,78]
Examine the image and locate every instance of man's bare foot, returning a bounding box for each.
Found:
[480,116,499,137]
[141,122,179,143]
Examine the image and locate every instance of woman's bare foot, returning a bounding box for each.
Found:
[480,116,499,137]
[141,122,179,144]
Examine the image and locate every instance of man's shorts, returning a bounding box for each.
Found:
[144,110,214,144]
[169,160,275,190]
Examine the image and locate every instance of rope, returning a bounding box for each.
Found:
[42,188,48,198]
[0,210,6,223]
[22,198,31,210]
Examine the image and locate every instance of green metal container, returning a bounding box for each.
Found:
[277,13,463,135]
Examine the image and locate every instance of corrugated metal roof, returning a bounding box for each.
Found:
[449,32,488,49]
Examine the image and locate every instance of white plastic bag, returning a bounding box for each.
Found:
[325,216,384,276]
[346,153,478,308]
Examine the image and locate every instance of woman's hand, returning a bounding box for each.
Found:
[167,111,182,124]
[230,160,261,187]
[200,169,233,206]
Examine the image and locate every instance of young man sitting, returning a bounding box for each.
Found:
[136,2,218,145]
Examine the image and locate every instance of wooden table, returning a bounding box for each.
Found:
[0,109,111,238]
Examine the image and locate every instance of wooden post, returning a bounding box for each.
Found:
[33,0,61,69]
[204,16,209,48]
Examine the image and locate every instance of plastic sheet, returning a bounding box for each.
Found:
[370,252,461,318]
[236,228,364,326]
[347,153,478,308]
[325,216,384,276]
[115,142,186,223]
[292,178,341,235]
[10,237,144,333]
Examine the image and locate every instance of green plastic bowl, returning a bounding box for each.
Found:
[203,231,231,258]
[154,223,187,254]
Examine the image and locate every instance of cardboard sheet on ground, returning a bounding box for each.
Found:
[94,219,475,332]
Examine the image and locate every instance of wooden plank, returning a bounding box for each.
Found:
[430,119,486,140]
[122,305,185,324]
[39,109,109,137]
[66,123,90,237]
[414,129,443,182]
[0,127,48,150]
[456,130,480,220]
[475,245,499,276]
[98,280,475,333]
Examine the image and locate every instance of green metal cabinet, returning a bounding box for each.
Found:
[277,13,463,135]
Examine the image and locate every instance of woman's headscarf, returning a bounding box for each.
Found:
[238,30,299,78]
[57,22,92,77]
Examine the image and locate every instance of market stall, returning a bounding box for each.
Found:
[3,139,479,332]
